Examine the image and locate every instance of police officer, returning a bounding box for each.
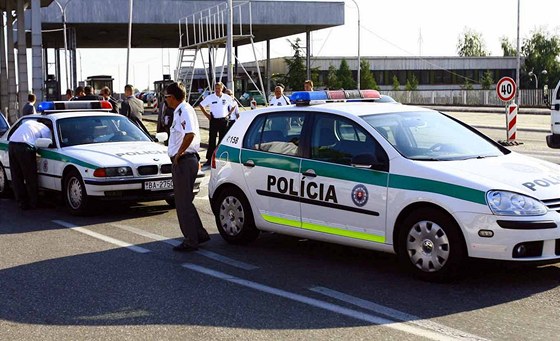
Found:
[198,82,235,166]
[166,82,210,252]
[8,119,51,209]
[224,88,239,130]
[269,85,291,106]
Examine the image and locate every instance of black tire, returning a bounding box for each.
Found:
[0,163,11,198]
[63,170,90,215]
[214,188,259,244]
[165,197,176,208]
[397,207,466,282]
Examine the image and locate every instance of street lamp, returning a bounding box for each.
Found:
[53,0,75,92]
[528,69,548,89]
[350,0,360,90]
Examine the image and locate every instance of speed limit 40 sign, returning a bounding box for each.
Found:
[496,77,517,102]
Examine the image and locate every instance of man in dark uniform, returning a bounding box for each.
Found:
[165,82,210,252]
[8,119,51,209]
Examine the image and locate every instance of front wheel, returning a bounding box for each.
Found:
[397,208,466,282]
[63,170,90,215]
[214,188,259,244]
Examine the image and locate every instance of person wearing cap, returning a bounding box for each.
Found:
[198,82,235,166]
[269,84,291,106]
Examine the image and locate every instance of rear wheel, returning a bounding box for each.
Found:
[214,188,259,244]
[63,170,90,215]
[0,163,11,197]
[397,208,466,282]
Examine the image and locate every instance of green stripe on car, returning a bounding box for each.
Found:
[218,144,486,205]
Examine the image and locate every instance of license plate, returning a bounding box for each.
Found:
[144,179,173,191]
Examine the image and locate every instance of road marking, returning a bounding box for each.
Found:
[109,223,258,270]
[310,287,487,341]
[182,263,456,341]
[52,220,151,254]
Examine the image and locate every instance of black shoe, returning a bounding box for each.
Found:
[173,243,199,252]
[201,161,211,167]
[199,235,211,244]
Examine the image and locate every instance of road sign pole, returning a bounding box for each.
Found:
[507,102,518,142]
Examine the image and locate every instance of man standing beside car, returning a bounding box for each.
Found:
[268,84,291,106]
[198,82,235,166]
[166,82,210,252]
[8,119,51,209]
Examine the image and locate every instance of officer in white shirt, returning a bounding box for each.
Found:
[198,82,235,165]
[8,119,51,209]
[166,82,210,252]
[268,84,291,106]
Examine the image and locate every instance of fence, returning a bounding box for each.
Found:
[385,89,552,107]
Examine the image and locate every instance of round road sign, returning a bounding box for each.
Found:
[496,77,517,102]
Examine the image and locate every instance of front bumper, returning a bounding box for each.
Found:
[457,211,560,262]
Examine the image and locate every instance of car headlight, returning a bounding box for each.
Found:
[93,167,133,177]
[487,190,548,216]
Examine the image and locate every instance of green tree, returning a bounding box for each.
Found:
[337,59,356,89]
[521,29,560,89]
[405,74,418,91]
[500,37,516,57]
[457,28,489,57]
[283,38,307,91]
[325,65,339,89]
[461,79,473,90]
[392,75,400,91]
[359,59,379,90]
[481,70,494,90]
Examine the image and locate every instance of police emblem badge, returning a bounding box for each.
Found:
[351,184,368,207]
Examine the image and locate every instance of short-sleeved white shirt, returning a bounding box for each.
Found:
[9,119,51,145]
[229,101,239,121]
[199,93,233,119]
[269,95,291,106]
[167,101,200,157]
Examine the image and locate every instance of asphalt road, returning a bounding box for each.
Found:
[1,109,560,340]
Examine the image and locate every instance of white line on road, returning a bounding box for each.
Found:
[109,223,259,270]
[182,263,455,341]
[309,286,487,341]
[52,220,151,254]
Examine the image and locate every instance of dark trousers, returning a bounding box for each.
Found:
[206,117,228,161]
[8,142,39,209]
[171,154,209,247]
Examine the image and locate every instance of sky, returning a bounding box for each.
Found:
[69,0,560,92]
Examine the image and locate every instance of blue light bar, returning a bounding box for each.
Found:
[37,101,55,112]
[290,91,328,104]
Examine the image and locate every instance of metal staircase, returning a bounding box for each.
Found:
[175,1,266,102]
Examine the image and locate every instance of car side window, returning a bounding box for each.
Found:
[311,114,388,169]
[243,112,305,156]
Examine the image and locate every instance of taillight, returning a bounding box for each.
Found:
[211,148,217,168]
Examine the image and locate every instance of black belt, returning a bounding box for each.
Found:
[170,152,199,162]
[211,117,227,120]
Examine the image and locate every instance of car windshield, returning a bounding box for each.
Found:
[362,110,506,161]
[57,115,151,147]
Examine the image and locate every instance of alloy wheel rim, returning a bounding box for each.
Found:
[67,177,83,209]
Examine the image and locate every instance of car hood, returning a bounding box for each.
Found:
[407,152,560,201]
[62,142,169,168]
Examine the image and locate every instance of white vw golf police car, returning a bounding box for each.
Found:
[0,101,203,215]
[209,90,560,280]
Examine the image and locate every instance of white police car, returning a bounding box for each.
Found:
[209,90,560,280]
[0,101,203,215]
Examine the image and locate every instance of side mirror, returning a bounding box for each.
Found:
[35,137,53,148]
[154,132,168,143]
[351,153,388,172]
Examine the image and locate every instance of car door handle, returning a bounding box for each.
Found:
[302,169,316,177]
[243,160,255,167]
